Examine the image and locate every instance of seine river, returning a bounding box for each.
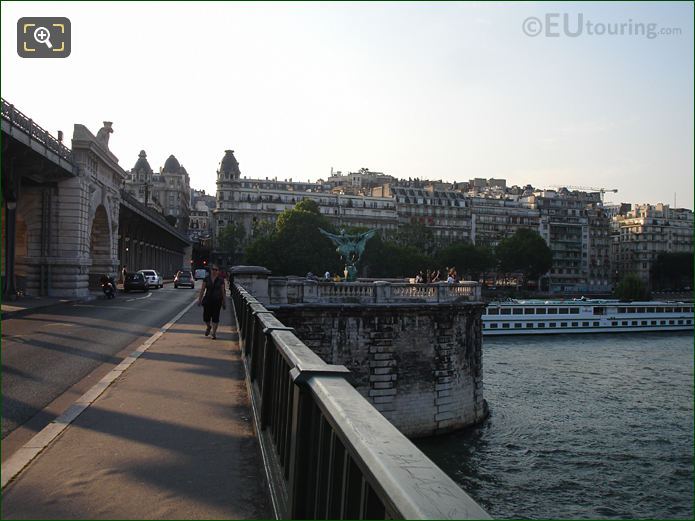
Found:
[417,332,694,519]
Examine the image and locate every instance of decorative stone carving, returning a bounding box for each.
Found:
[96,121,113,148]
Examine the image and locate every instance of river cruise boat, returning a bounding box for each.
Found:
[483,299,694,335]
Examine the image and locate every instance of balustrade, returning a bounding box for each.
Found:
[231,283,489,519]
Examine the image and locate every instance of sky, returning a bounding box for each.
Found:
[2,1,693,209]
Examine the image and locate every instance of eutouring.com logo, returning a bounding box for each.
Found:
[522,13,682,39]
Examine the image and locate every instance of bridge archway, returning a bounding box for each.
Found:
[89,204,113,287]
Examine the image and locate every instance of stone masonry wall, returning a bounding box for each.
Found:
[271,303,487,438]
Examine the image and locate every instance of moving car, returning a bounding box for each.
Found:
[194,268,208,280]
[140,269,163,288]
[124,272,150,292]
[174,270,195,288]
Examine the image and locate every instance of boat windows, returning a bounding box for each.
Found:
[514,323,522,328]
[536,308,546,314]
[612,321,618,326]
[651,320,657,325]
[641,321,647,326]
[570,308,579,314]
[538,323,545,328]
[513,308,523,315]
[665,307,673,313]
[502,323,510,328]
[547,308,557,314]
[582,321,589,327]
[677,320,683,325]
[622,321,628,326]
[561,322,567,327]
[636,307,645,313]
[501,309,511,315]
[572,322,578,327]
[593,322,599,327]
[490,323,498,329]
[660,320,666,325]
[628,308,636,313]
[687,320,692,325]
[647,307,655,313]
[526,323,533,328]
[488,308,499,315]
[632,321,637,326]
[524,308,535,314]
[618,307,626,313]
[549,322,556,327]
[559,308,569,314]
[655,308,664,313]
[669,320,674,325]
[593,307,604,315]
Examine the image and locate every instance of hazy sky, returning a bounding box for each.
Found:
[2,1,693,208]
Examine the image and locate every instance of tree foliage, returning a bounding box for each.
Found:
[650,252,693,290]
[435,242,495,281]
[361,233,432,278]
[394,223,437,255]
[217,221,246,263]
[245,199,341,276]
[615,273,650,301]
[495,228,552,283]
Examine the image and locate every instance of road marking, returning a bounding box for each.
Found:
[126,292,153,302]
[0,298,198,490]
[43,322,75,328]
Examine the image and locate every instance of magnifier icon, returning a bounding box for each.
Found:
[33,26,53,49]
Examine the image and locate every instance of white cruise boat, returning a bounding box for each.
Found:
[482,299,694,335]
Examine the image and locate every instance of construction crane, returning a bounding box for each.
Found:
[548,185,618,201]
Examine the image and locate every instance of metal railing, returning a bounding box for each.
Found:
[232,283,490,520]
[1,98,73,163]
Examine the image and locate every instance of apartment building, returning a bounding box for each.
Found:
[613,203,693,285]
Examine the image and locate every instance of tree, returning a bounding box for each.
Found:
[650,252,693,290]
[394,222,436,255]
[361,232,433,278]
[615,273,650,301]
[435,242,495,281]
[244,199,341,276]
[495,228,552,286]
[217,222,246,264]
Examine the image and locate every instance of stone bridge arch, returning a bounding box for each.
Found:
[88,204,114,287]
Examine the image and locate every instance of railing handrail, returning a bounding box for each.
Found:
[232,282,490,519]
[1,98,73,163]
[268,278,482,304]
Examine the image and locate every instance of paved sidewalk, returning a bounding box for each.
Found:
[1,300,272,519]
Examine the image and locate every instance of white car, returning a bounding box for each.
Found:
[140,269,163,288]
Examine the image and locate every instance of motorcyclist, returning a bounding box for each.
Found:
[100,273,116,297]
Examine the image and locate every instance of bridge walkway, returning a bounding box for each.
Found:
[1,300,272,519]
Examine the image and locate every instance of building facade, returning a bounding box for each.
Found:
[613,203,693,285]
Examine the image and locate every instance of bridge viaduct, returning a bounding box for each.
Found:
[1,99,190,299]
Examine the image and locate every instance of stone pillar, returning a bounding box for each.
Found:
[374,281,391,303]
[231,265,271,305]
[268,277,288,305]
[3,201,17,299]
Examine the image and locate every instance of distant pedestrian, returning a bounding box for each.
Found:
[121,265,128,284]
[324,270,331,281]
[197,264,226,339]
[415,271,424,284]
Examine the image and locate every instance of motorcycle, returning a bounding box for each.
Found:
[102,277,116,299]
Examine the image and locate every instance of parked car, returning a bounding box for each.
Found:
[140,269,163,288]
[124,272,150,292]
[174,270,195,288]
[194,268,208,280]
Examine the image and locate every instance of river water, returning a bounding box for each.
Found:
[417,332,694,519]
